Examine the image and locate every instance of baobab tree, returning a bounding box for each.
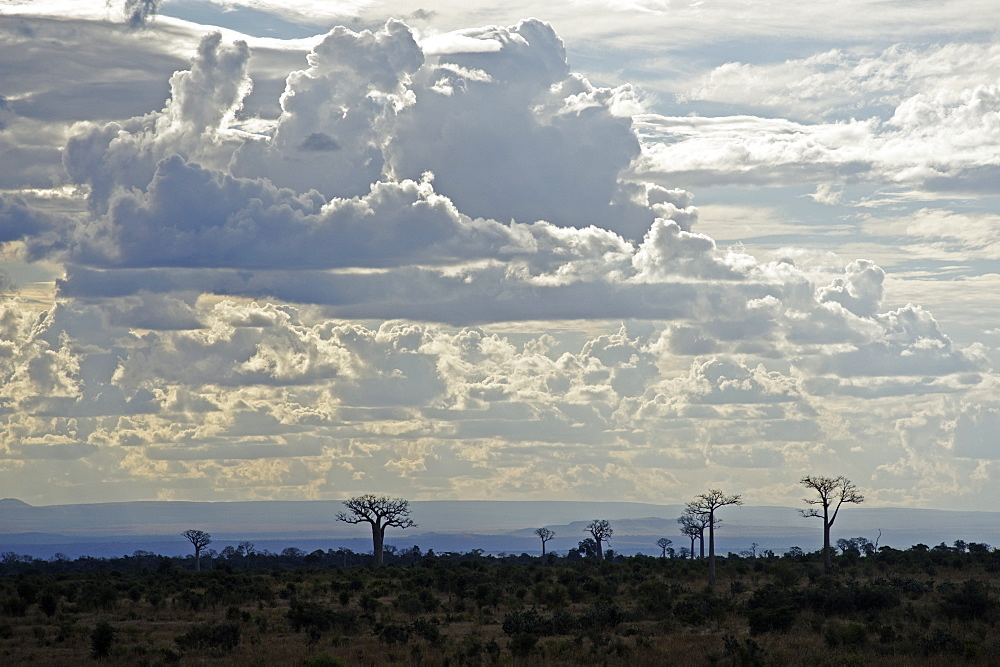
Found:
[585,519,613,561]
[799,475,864,573]
[686,489,742,587]
[336,494,416,567]
[678,510,714,559]
[534,527,555,557]
[656,537,672,558]
[181,529,212,571]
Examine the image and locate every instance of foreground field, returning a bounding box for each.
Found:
[2,546,999,665]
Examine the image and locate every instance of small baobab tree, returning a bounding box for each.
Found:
[181,529,212,571]
[534,527,555,558]
[656,537,672,558]
[799,475,864,573]
[336,494,416,567]
[585,519,613,561]
[686,489,742,588]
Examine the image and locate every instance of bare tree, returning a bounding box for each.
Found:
[678,515,699,557]
[181,529,212,571]
[678,511,714,559]
[534,527,555,558]
[656,537,672,558]
[686,489,742,588]
[799,475,864,573]
[585,519,613,561]
[336,494,416,567]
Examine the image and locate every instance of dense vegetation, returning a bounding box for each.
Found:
[2,543,1000,665]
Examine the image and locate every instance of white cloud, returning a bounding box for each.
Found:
[0,9,997,510]
[680,43,1000,122]
[635,73,1000,195]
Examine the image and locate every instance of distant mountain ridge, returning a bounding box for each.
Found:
[2,499,998,559]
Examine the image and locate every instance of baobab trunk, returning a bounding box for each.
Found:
[823,506,832,573]
[372,524,385,567]
[708,520,716,587]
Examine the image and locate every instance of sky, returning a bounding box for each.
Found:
[0,0,998,511]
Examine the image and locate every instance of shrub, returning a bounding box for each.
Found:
[508,632,538,657]
[920,627,962,656]
[674,591,727,625]
[722,634,766,667]
[174,621,241,653]
[287,602,360,635]
[90,621,116,659]
[1,596,28,617]
[745,587,801,635]
[375,621,411,645]
[303,653,348,667]
[578,602,626,630]
[938,579,995,621]
[824,621,867,648]
[38,590,58,617]
[502,607,549,636]
[412,617,444,647]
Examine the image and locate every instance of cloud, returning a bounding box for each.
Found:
[818,259,884,317]
[118,0,161,28]
[232,19,423,197]
[0,12,996,508]
[634,74,1000,195]
[679,43,1000,122]
[953,405,1000,459]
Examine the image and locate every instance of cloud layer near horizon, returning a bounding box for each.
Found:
[1,8,998,511]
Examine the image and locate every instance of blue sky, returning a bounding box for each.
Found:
[0,0,998,510]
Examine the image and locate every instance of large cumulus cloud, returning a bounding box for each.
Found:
[0,15,995,507]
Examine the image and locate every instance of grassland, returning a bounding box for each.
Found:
[2,544,999,665]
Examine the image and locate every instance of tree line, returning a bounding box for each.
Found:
[163,475,868,589]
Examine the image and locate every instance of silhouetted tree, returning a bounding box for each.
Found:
[686,489,742,588]
[585,519,613,561]
[571,537,598,558]
[181,529,212,571]
[678,511,714,559]
[534,527,555,557]
[336,494,416,567]
[656,537,672,558]
[799,475,864,573]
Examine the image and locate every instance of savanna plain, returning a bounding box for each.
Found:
[2,543,999,665]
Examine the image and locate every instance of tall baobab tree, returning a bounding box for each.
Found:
[799,475,864,573]
[181,529,212,571]
[585,519,613,561]
[534,527,555,558]
[656,537,672,558]
[686,489,742,587]
[336,494,416,567]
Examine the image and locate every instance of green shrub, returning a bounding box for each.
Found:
[374,622,410,645]
[302,653,348,667]
[38,590,59,617]
[90,621,116,659]
[920,627,962,656]
[745,586,801,635]
[175,621,241,653]
[1,595,28,616]
[508,632,538,657]
[938,579,995,621]
[824,621,867,648]
[502,607,548,636]
[722,634,766,667]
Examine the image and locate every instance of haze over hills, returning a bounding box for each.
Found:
[2,498,999,560]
